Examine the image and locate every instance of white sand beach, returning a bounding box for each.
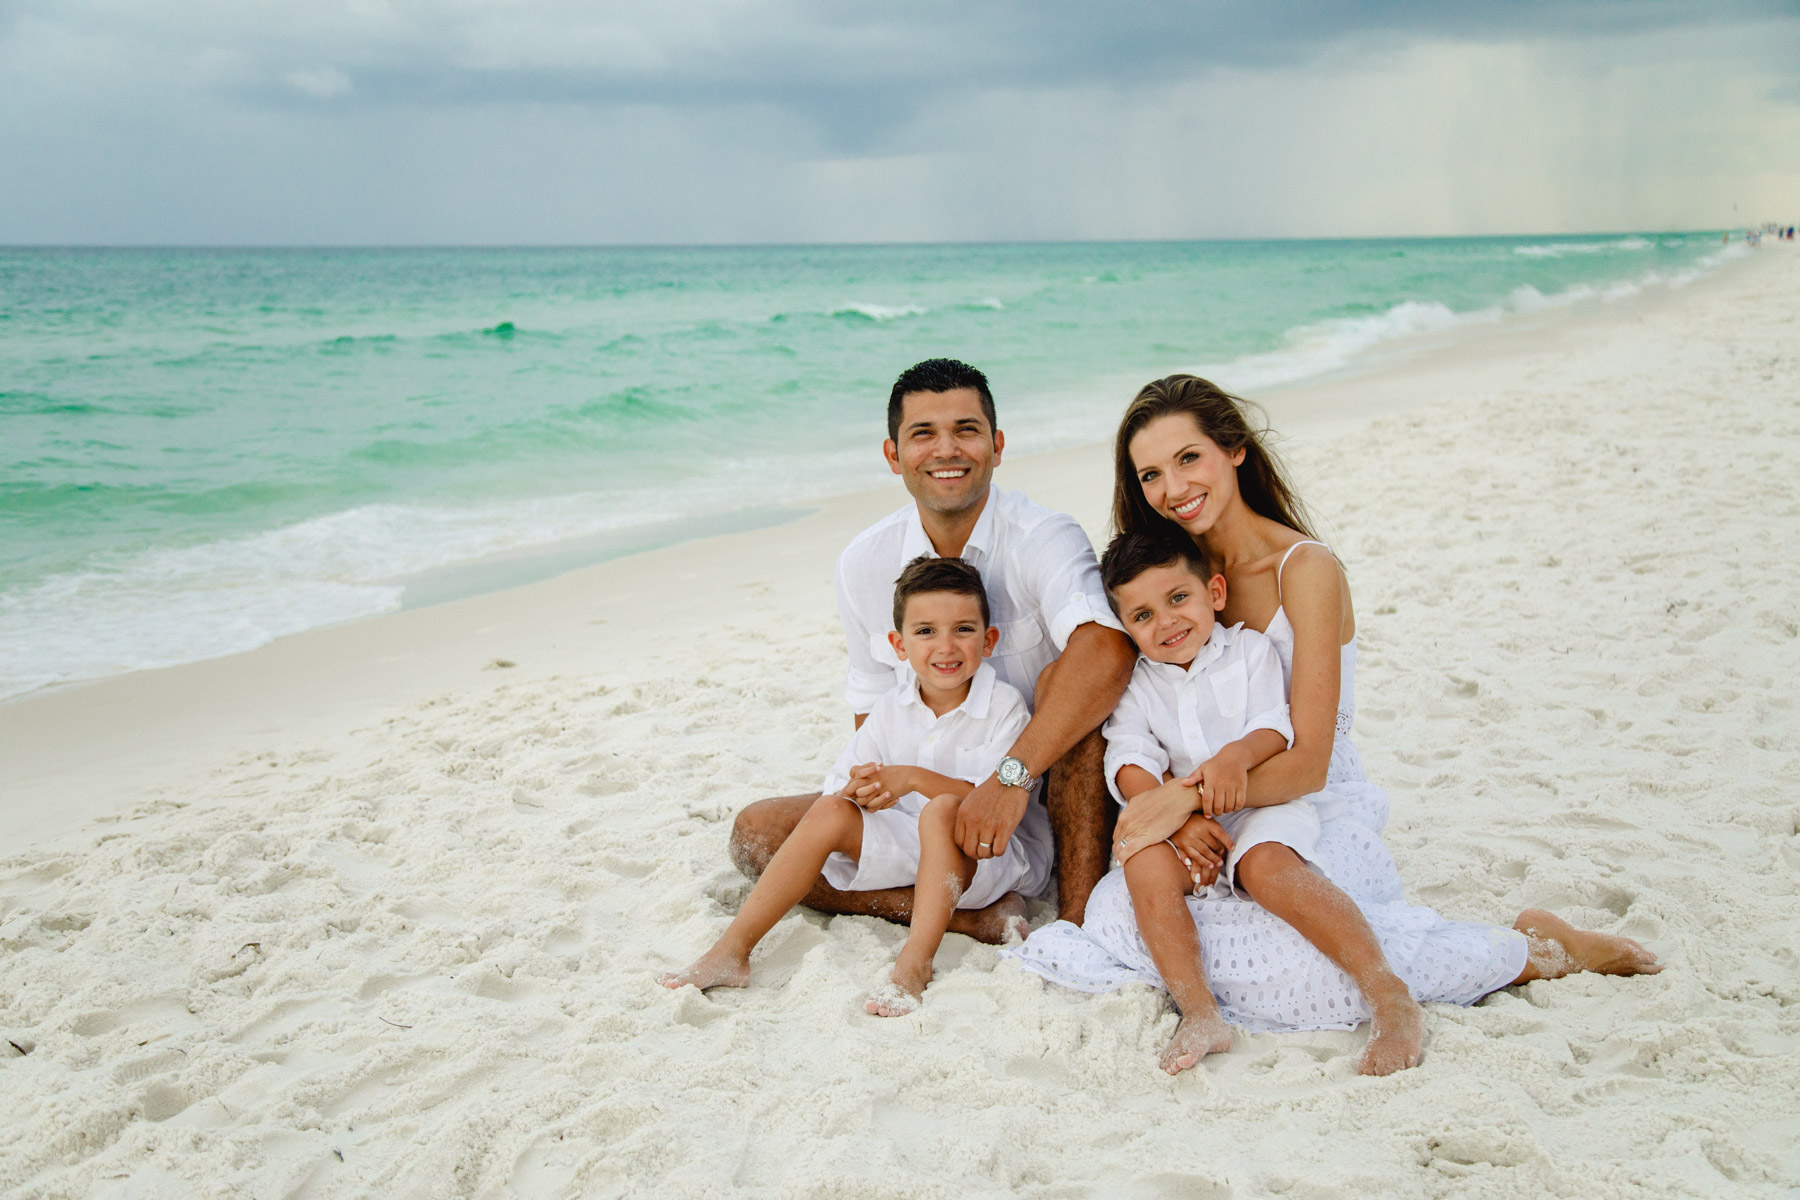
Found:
[3,247,1798,1198]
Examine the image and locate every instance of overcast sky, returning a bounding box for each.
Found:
[1,1,1796,244]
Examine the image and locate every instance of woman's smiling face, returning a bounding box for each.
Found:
[1128,413,1247,537]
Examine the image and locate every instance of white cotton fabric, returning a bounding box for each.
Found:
[819,663,1049,908]
[1100,621,1293,804]
[1102,621,1311,893]
[1005,542,1529,1030]
[835,485,1122,713]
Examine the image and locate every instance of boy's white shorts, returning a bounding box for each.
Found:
[1211,797,1321,896]
[822,792,1035,911]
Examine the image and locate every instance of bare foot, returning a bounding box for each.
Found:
[1514,908,1663,980]
[866,956,932,1017]
[656,948,750,991]
[1357,982,1425,1076]
[948,891,1031,946]
[1159,1010,1233,1075]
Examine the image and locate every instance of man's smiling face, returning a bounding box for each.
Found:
[883,387,1003,519]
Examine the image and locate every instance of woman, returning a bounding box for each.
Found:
[1010,375,1660,1075]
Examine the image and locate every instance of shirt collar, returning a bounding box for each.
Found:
[898,484,1001,568]
[1139,622,1236,682]
[899,660,996,720]
[960,485,1001,565]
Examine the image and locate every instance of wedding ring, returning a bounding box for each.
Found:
[978,841,992,849]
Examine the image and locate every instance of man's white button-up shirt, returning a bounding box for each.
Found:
[834,485,1122,715]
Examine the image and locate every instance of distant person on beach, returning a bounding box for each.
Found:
[660,556,1049,1012]
[1011,375,1662,1075]
[729,358,1135,941]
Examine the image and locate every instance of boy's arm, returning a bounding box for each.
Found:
[869,765,977,802]
[1098,673,1169,806]
[1185,633,1299,812]
[1114,763,1164,802]
[1202,727,1291,813]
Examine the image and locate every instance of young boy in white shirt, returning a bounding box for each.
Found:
[660,555,1046,1016]
[1100,529,1317,1073]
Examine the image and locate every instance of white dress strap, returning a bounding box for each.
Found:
[1274,539,1330,598]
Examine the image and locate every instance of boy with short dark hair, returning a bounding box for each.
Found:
[660,555,1047,1015]
[1097,528,1316,1072]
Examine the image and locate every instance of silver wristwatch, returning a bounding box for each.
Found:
[996,755,1036,791]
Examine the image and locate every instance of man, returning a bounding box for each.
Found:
[729,359,1135,935]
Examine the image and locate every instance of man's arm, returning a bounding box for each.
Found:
[954,620,1135,859]
[1011,620,1137,780]
[835,544,897,718]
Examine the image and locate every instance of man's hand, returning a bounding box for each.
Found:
[1113,777,1200,865]
[1191,753,1250,817]
[955,776,1029,859]
[1169,814,1234,891]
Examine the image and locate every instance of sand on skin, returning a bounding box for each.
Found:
[2,248,1798,1198]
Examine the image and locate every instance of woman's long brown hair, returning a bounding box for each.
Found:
[1111,374,1318,544]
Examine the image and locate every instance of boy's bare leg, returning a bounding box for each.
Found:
[1045,727,1114,925]
[868,793,978,1017]
[659,796,865,990]
[729,794,1027,943]
[1510,909,1661,981]
[1235,843,1426,1077]
[1123,843,1234,1073]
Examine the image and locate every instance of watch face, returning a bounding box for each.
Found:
[999,757,1027,786]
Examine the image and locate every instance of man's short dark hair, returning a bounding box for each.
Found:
[887,359,997,443]
[892,554,991,631]
[1099,530,1216,615]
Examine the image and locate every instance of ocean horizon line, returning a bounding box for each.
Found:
[0,228,1731,253]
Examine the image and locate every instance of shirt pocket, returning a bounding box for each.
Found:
[1209,662,1248,719]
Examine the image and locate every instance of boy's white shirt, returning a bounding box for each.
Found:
[834,484,1122,714]
[822,661,1031,799]
[1101,622,1294,806]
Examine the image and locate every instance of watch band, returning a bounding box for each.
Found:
[997,754,1036,791]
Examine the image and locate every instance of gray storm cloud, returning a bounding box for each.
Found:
[1,1,1795,242]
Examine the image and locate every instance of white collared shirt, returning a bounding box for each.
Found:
[1100,622,1294,806]
[834,485,1122,714]
[821,662,1032,795]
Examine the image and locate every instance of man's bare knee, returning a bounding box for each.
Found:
[728,793,816,879]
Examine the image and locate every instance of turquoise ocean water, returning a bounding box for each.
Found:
[0,234,1742,699]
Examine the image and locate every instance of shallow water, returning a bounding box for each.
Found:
[0,235,1739,697]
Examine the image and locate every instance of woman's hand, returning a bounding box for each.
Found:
[1113,777,1200,865]
[1169,814,1234,891]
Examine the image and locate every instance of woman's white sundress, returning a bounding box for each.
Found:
[1005,541,1528,1033]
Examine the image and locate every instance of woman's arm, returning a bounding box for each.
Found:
[1112,768,1202,861]
[1241,546,1345,804]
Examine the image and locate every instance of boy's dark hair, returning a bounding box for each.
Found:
[887,358,997,443]
[1099,530,1216,615]
[892,554,991,631]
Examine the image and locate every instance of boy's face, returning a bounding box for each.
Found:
[1112,561,1227,668]
[887,590,998,696]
